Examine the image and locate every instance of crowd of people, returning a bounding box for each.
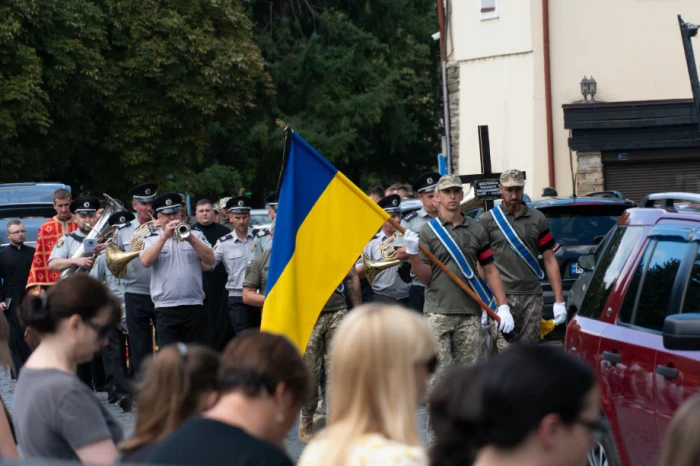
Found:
[0,174,698,465]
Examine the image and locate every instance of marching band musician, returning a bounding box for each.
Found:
[47,196,106,273]
[394,171,441,313]
[210,196,259,334]
[140,193,215,348]
[90,210,134,412]
[116,183,157,376]
[403,174,514,442]
[355,194,410,306]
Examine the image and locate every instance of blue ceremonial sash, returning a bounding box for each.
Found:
[491,205,545,279]
[427,219,497,311]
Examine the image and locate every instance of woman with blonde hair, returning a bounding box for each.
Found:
[299,304,437,466]
[119,343,219,463]
[660,394,700,466]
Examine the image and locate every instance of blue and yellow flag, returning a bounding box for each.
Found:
[261,132,389,352]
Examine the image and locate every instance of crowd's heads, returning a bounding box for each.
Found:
[327,305,437,449]
[195,199,215,226]
[499,169,526,210]
[130,183,157,221]
[217,331,310,440]
[152,193,183,224]
[20,275,120,362]
[225,196,252,235]
[120,343,220,453]
[435,174,464,211]
[378,194,402,234]
[413,172,440,215]
[70,196,100,233]
[6,220,26,246]
[107,211,135,227]
[429,344,598,466]
[368,186,385,202]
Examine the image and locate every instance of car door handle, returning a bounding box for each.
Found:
[656,365,678,380]
[602,351,621,364]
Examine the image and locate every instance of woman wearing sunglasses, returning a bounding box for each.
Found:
[429,344,603,466]
[299,304,437,466]
[14,274,123,464]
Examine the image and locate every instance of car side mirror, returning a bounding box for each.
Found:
[578,254,595,272]
[663,313,700,351]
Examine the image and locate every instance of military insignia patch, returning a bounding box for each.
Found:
[251,242,258,252]
[165,199,173,206]
[56,239,64,248]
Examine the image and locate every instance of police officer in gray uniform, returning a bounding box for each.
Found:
[248,192,277,263]
[48,196,105,273]
[211,196,260,334]
[140,192,216,347]
[395,171,441,312]
[117,183,157,375]
[91,210,133,411]
[356,194,410,305]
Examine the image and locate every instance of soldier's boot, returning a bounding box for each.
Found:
[298,415,314,444]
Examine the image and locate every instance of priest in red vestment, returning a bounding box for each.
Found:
[25,189,77,295]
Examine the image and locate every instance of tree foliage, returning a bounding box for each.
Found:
[0,0,441,202]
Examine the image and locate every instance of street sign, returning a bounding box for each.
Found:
[437,153,448,176]
[474,179,501,200]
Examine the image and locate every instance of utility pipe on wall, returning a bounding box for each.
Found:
[543,0,556,188]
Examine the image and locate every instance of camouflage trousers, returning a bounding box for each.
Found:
[301,308,346,419]
[426,313,486,443]
[491,293,543,352]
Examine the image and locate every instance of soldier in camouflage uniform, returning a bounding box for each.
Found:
[404,174,513,443]
[394,171,441,313]
[242,220,361,444]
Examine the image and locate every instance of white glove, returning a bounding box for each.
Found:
[404,230,419,256]
[481,311,489,328]
[497,305,515,333]
[553,302,567,326]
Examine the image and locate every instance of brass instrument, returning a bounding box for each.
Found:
[362,232,403,286]
[60,194,125,279]
[105,217,159,279]
[175,222,191,241]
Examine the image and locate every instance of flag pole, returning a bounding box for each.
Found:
[274,119,293,201]
[388,217,501,323]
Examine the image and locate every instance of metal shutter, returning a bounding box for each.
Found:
[604,162,700,203]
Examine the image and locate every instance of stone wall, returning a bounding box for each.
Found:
[447,62,460,173]
[576,151,604,195]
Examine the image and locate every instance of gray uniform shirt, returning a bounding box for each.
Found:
[396,208,433,287]
[359,232,410,299]
[90,253,125,302]
[212,228,255,297]
[47,230,86,263]
[141,229,211,308]
[14,368,123,461]
[248,230,272,263]
[115,220,152,295]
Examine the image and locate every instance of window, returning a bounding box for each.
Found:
[619,240,690,332]
[578,226,643,319]
[540,205,626,247]
[480,0,498,20]
[682,246,700,314]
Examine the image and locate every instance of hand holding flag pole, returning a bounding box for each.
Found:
[387,217,502,324]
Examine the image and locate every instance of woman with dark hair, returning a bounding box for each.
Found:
[430,344,603,466]
[119,343,219,463]
[145,331,310,466]
[13,274,123,464]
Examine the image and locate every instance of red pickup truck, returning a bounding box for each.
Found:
[565,193,700,466]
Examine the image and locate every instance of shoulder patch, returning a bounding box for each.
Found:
[403,211,418,222]
[218,233,233,243]
[55,239,64,249]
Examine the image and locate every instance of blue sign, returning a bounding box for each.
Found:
[437,153,448,176]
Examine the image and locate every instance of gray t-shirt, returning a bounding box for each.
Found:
[115,220,152,295]
[141,229,211,308]
[13,368,123,461]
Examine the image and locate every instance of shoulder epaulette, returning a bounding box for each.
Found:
[256,229,270,238]
[116,221,132,230]
[403,211,418,222]
[218,233,233,243]
[146,231,159,238]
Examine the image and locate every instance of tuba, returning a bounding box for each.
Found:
[105,216,159,279]
[60,194,125,279]
[362,232,403,286]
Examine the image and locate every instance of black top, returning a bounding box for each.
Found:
[0,244,35,311]
[120,443,156,464]
[144,417,293,466]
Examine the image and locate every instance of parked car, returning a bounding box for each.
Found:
[249,209,272,231]
[0,183,71,248]
[565,192,700,466]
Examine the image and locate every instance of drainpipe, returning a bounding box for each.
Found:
[437,0,453,174]
[543,0,555,188]
[678,16,700,136]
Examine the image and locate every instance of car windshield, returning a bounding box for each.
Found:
[539,205,627,247]
[250,213,271,227]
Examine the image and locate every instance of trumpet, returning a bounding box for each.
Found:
[175,222,191,241]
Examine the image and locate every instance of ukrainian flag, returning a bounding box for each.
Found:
[261,132,389,352]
